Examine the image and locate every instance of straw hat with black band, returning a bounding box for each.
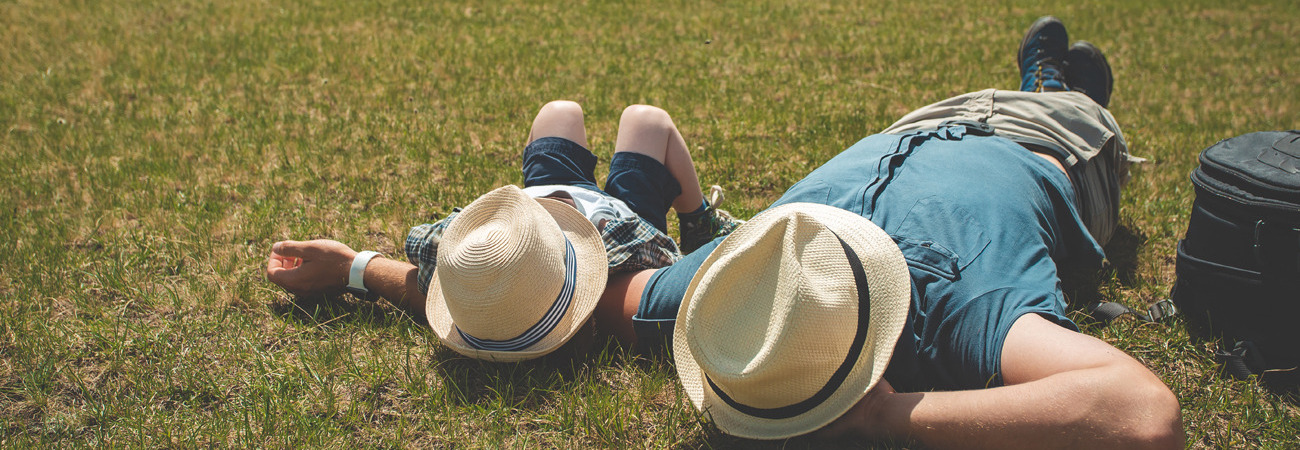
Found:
[673,202,911,439]
[426,185,608,362]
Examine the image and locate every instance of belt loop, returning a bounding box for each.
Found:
[937,119,995,137]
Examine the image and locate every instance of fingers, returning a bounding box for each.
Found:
[265,239,354,296]
[267,255,322,296]
[272,240,315,258]
[267,253,301,271]
[272,239,352,262]
[266,241,319,294]
[266,256,300,276]
[266,242,304,285]
[266,254,301,289]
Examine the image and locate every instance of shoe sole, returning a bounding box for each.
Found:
[1068,41,1113,107]
[1018,16,1067,78]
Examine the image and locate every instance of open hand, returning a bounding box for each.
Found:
[265,239,357,296]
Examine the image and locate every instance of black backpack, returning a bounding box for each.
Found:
[1172,131,1300,388]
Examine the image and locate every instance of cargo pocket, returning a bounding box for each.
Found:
[895,237,961,281]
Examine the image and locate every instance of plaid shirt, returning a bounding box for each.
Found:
[405,209,682,294]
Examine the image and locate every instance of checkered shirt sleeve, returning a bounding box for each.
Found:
[601,216,682,274]
[404,210,680,294]
[404,209,460,295]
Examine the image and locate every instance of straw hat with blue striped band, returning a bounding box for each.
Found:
[673,202,911,439]
[427,185,607,362]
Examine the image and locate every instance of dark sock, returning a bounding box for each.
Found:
[678,199,710,220]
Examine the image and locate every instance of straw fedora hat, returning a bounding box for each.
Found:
[673,202,911,439]
[426,185,608,362]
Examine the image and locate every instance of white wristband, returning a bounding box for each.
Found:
[346,251,381,295]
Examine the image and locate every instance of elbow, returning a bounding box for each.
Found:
[1136,385,1184,449]
[1108,372,1185,449]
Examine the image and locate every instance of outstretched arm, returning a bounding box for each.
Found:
[266,239,426,316]
[818,313,1184,449]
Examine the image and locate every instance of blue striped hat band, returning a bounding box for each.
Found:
[455,238,577,352]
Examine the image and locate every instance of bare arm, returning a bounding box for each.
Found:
[594,269,657,346]
[266,239,426,317]
[361,256,425,316]
[819,314,1184,449]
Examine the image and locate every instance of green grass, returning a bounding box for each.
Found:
[2,0,1297,447]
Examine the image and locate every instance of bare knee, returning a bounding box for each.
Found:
[615,105,677,160]
[619,104,673,133]
[531,100,587,146]
[539,100,584,122]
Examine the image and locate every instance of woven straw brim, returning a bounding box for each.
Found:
[427,196,607,362]
[673,202,911,439]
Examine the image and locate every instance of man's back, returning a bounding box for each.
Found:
[771,124,1103,391]
[643,123,1106,392]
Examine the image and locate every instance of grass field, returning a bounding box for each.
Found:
[2,0,1298,447]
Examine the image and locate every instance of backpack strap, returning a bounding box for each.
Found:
[1215,340,1268,380]
[1083,299,1179,325]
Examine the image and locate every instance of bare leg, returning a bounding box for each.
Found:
[613,105,705,213]
[529,100,588,147]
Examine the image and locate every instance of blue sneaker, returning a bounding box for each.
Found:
[1066,41,1114,108]
[1018,16,1069,93]
[679,185,745,254]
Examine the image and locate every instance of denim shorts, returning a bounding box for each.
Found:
[522,137,681,232]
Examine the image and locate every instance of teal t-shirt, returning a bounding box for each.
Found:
[636,124,1104,392]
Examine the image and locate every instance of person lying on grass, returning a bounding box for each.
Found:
[265,101,742,361]
[599,16,1184,447]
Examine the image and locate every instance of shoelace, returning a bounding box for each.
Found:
[706,185,744,232]
[1034,62,1067,91]
[1022,36,1067,92]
